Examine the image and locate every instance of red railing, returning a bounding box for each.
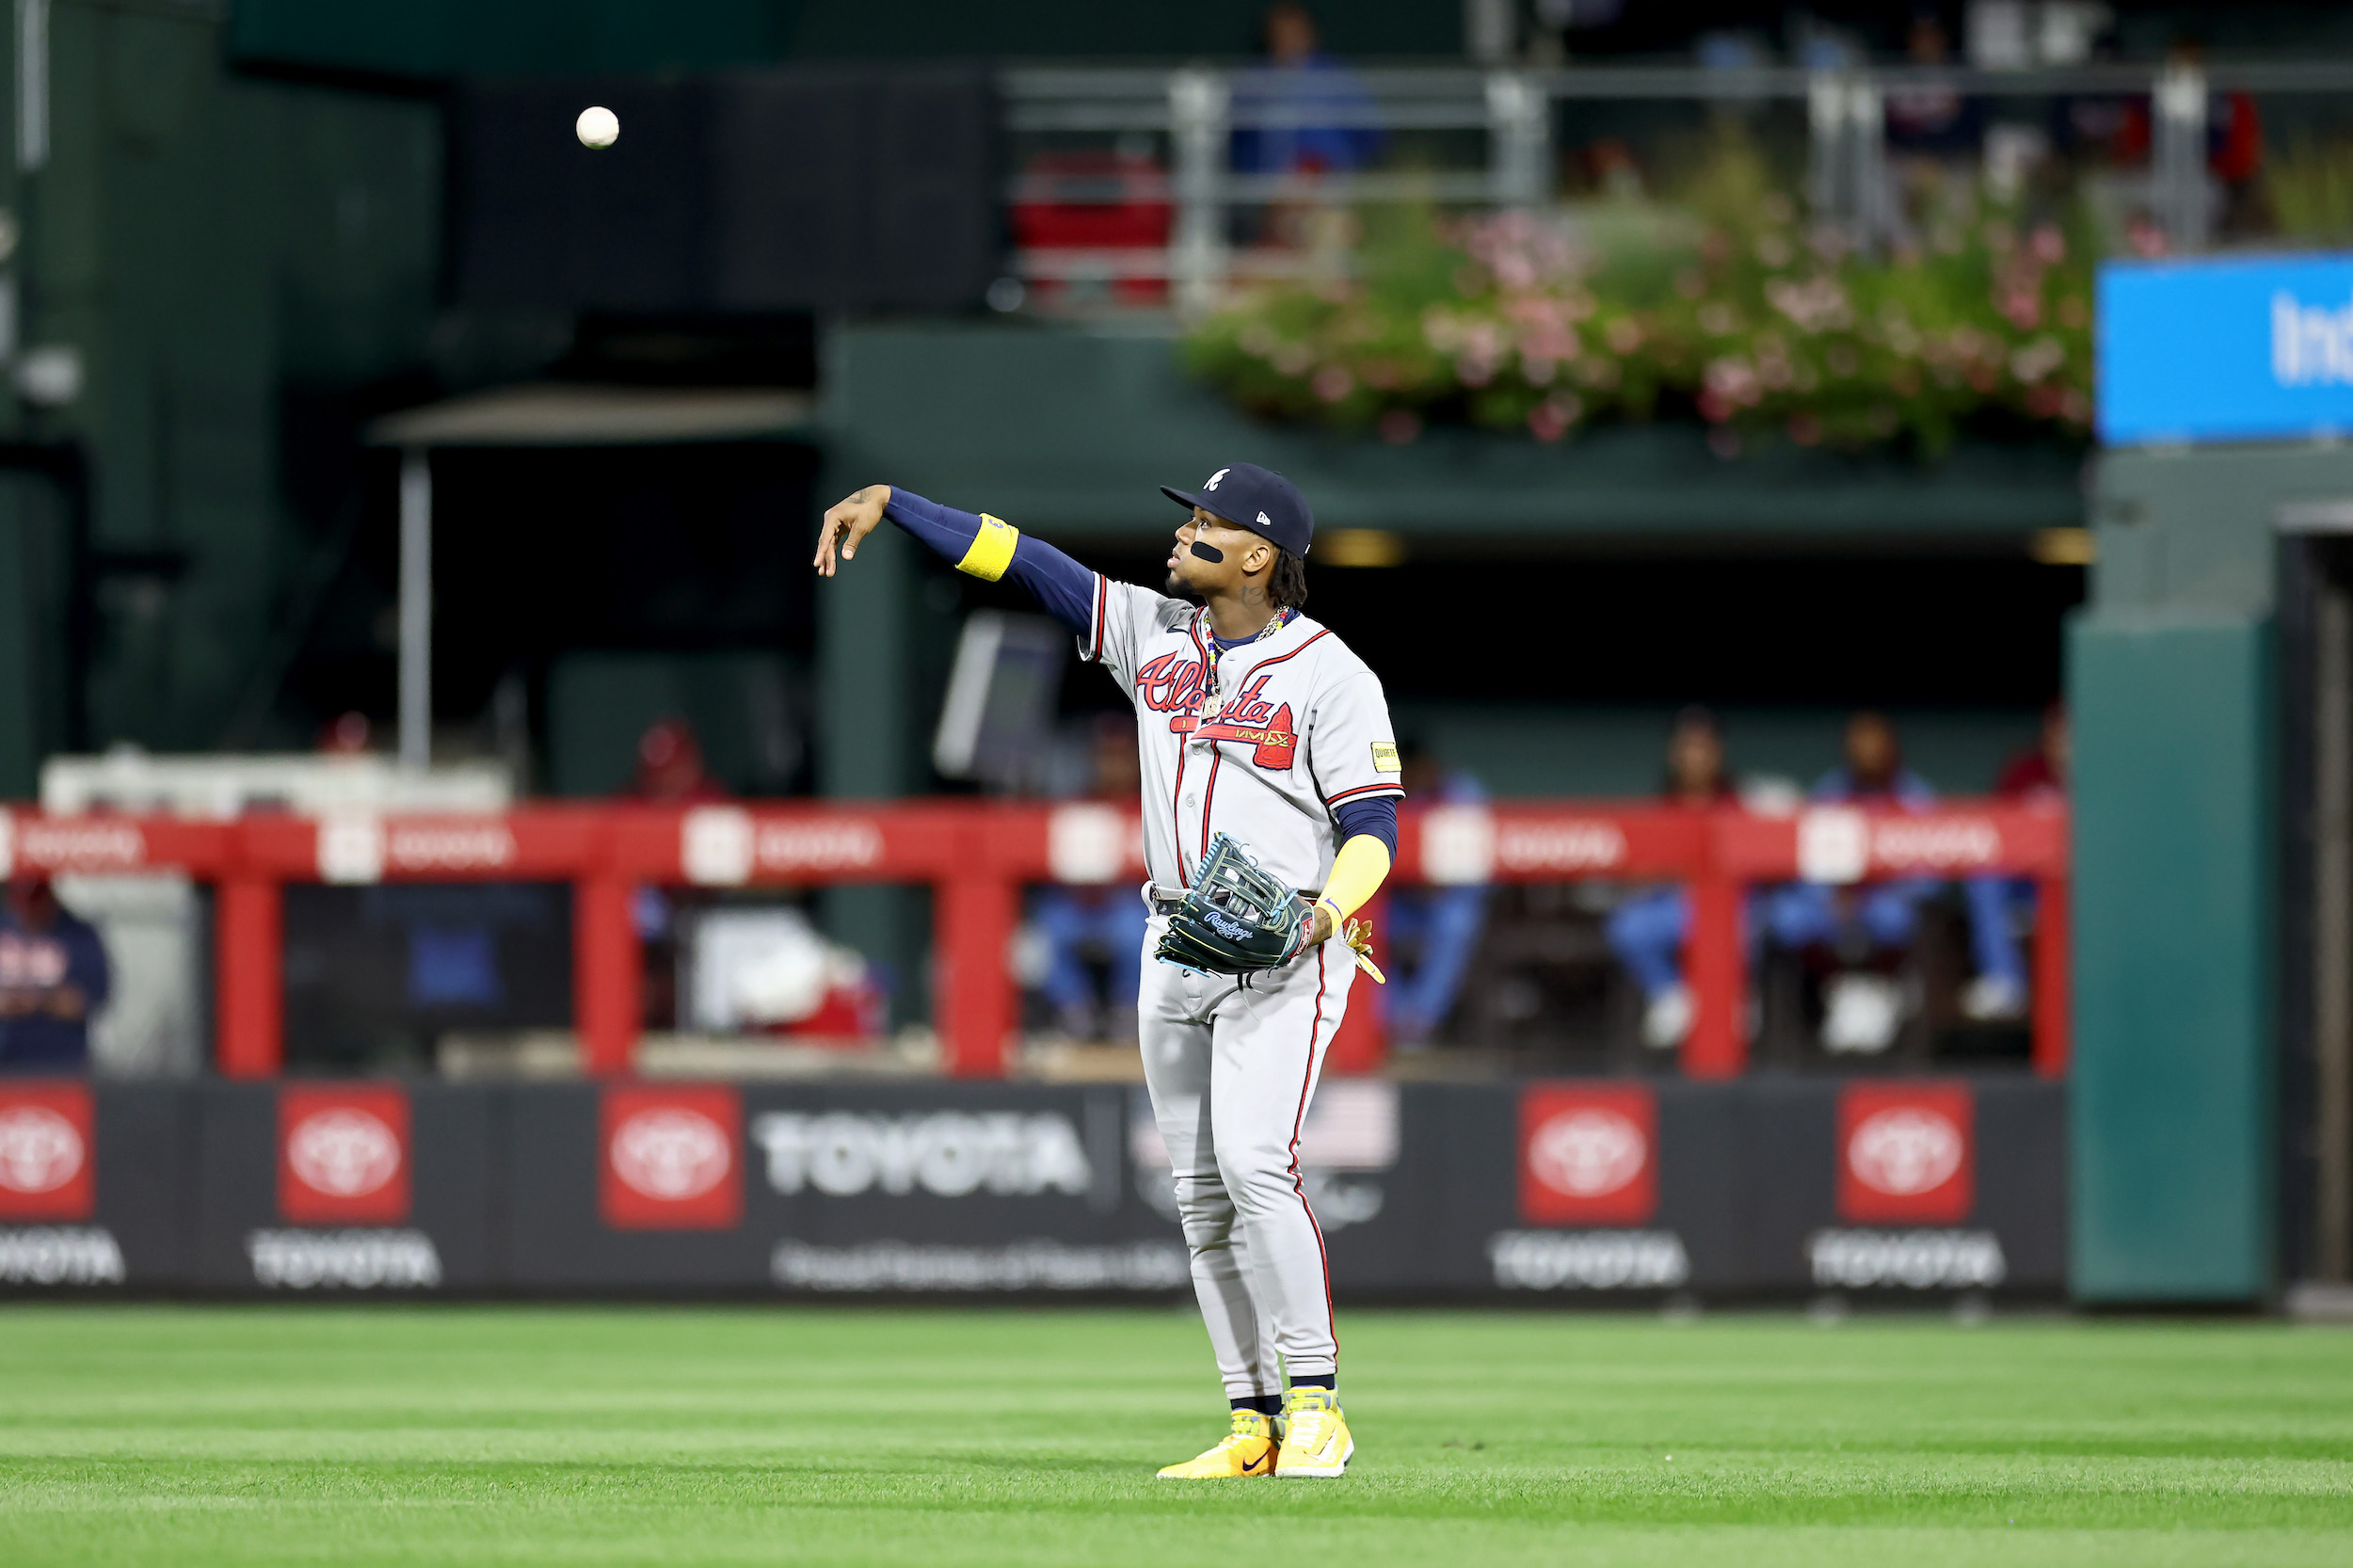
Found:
[0,798,2068,1079]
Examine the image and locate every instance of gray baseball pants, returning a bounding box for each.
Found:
[1137,916,1354,1400]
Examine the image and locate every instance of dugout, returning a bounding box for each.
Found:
[363,377,821,785]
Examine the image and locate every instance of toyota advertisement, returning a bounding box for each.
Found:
[0,1078,2063,1299]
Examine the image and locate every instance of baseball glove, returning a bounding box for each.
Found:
[1155,833,1315,975]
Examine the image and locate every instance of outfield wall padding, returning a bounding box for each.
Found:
[0,1076,2063,1300]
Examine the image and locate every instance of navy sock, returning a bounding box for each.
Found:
[1231,1395,1283,1416]
[1288,1374,1335,1391]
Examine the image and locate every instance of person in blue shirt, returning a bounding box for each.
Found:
[1029,719,1151,1042]
[1382,744,1489,1047]
[1606,706,1747,1050]
[1761,711,1941,1053]
[0,877,111,1072]
[1959,701,2069,1023]
[1230,4,1385,183]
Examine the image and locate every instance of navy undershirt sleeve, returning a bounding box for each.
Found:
[1333,796,1399,860]
[883,489,1096,638]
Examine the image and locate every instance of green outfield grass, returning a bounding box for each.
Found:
[1,1305,2349,1566]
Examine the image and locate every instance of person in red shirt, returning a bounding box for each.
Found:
[1995,701,2069,802]
[622,718,730,1026]
[629,718,728,804]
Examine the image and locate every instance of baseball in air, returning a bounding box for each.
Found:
[576,105,619,149]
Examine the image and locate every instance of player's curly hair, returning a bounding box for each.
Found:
[1269,549,1309,612]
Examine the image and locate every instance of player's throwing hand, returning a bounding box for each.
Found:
[812,485,894,577]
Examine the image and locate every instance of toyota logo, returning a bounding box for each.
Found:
[1847,1107,1964,1196]
[286,1109,403,1198]
[611,1108,731,1201]
[1527,1109,1646,1198]
[0,1106,85,1194]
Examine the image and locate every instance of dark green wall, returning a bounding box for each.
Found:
[0,477,68,796]
[2072,443,2353,1301]
[228,0,1463,78]
[825,324,2085,542]
[2070,614,2275,1301]
[0,3,440,777]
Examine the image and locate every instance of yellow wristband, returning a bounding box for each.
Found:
[956,514,1019,582]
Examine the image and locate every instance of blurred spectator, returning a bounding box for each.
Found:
[1580,137,1645,200]
[318,711,373,755]
[1230,4,1385,182]
[0,878,110,1072]
[1027,718,1148,1043]
[1993,700,2068,804]
[629,717,727,804]
[1607,707,1742,1051]
[1761,711,1940,1054]
[1383,743,1490,1048]
[1961,701,2070,1022]
[1884,8,1981,159]
[2114,40,2266,239]
[624,717,728,1024]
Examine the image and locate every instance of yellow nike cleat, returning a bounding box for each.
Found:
[1155,1409,1278,1479]
[1274,1386,1353,1478]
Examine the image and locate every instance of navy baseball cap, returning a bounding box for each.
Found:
[1160,463,1315,557]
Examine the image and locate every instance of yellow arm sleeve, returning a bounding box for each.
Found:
[956,514,1019,582]
[1316,833,1393,925]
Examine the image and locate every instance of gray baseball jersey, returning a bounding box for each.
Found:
[1080,576,1404,893]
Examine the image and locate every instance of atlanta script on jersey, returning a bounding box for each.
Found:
[1082,575,1403,896]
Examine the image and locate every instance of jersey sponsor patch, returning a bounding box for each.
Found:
[1371,742,1401,775]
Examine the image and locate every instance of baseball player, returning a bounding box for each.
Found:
[815,463,1401,1480]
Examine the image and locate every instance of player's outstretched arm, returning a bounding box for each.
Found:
[812,485,891,576]
[813,484,1098,639]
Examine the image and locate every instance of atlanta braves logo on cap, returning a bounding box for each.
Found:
[1159,463,1314,557]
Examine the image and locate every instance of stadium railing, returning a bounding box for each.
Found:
[998,59,2353,316]
[0,799,2066,1080]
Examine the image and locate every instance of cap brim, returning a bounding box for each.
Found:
[1160,484,1224,520]
[1160,485,1260,534]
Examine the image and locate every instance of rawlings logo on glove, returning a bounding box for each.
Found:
[1155,834,1314,975]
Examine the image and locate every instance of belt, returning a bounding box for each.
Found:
[1147,884,1321,917]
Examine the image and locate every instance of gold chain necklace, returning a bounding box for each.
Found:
[1195,605,1292,713]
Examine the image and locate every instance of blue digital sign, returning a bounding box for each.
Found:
[2100,254,2353,446]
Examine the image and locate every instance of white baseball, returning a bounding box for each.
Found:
[575,105,619,149]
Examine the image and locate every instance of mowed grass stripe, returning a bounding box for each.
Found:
[0,1305,2349,1566]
